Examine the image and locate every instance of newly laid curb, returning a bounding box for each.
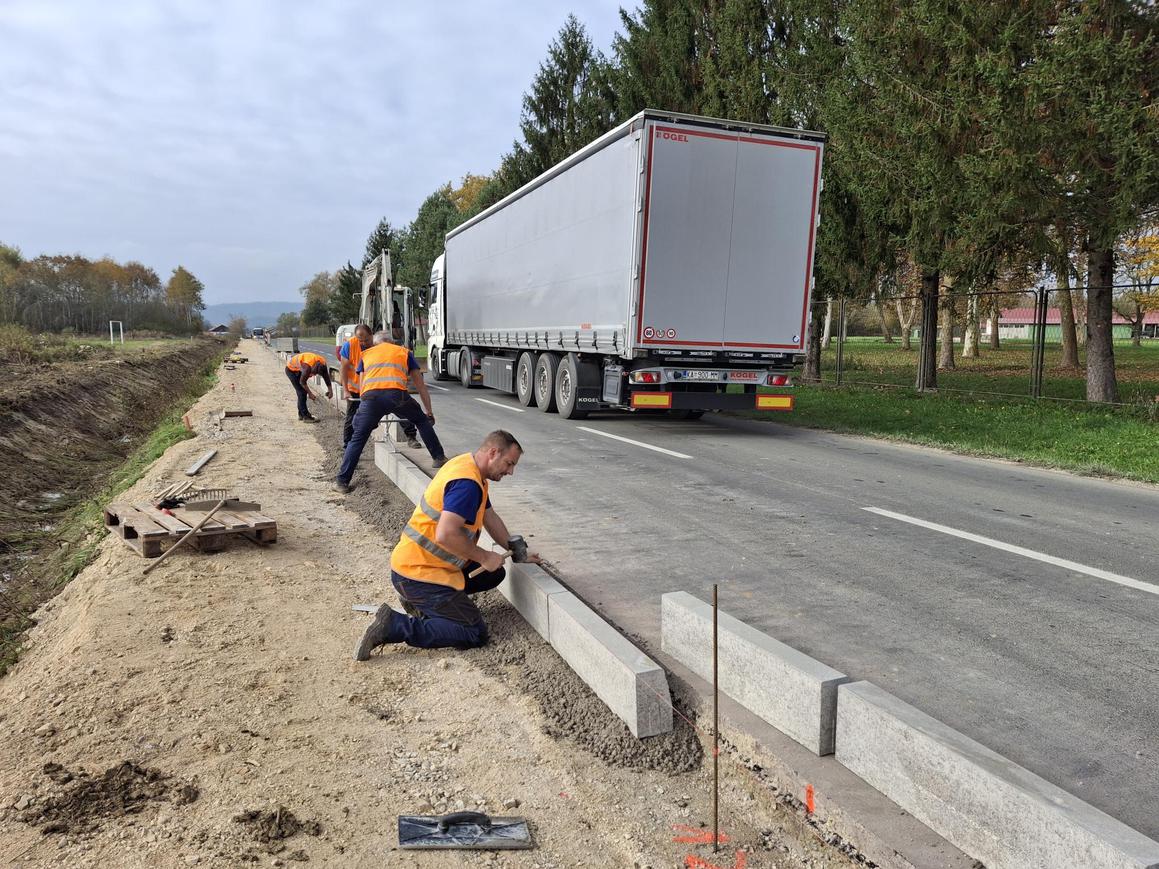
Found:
[837,681,1159,869]
[660,591,850,755]
[371,437,674,738]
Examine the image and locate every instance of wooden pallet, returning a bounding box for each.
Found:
[103,501,277,558]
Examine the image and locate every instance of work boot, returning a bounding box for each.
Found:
[300,414,318,423]
[405,434,422,450]
[432,456,448,469]
[354,605,404,661]
[333,480,355,494]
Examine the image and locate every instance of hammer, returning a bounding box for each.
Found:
[466,536,527,578]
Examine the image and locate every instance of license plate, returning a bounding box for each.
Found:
[680,370,719,381]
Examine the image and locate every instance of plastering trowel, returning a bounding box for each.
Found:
[398,811,532,850]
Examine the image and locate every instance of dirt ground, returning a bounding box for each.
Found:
[0,339,861,868]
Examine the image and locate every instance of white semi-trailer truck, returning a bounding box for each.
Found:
[426,110,825,420]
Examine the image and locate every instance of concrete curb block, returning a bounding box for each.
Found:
[836,681,1159,869]
[660,591,850,755]
[548,593,673,738]
[372,437,674,739]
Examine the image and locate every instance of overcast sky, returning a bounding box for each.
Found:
[0,0,625,304]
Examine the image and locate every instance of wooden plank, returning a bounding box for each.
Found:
[199,510,254,531]
[213,509,276,530]
[170,507,227,533]
[184,449,218,476]
[222,410,253,417]
[107,505,172,538]
[133,504,194,534]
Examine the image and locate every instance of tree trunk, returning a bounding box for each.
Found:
[804,301,824,383]
[916,270,939,390]
[938,275,956,370]
[875,298,893,342]
[1131,303,1143,347]
[1085,247,1119,403]
[821,298,833,350]
[896,297,916,350]
[1056,257,1080,369]
[1074,252,1088,346]
[988,299,1001,349]
[962,292,979,358]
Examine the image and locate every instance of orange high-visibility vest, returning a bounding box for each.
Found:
[391,453,488,589]
[341,337,363,396]
[287,352,326,373]
[359,342,410,394]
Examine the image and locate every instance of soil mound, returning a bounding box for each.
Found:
[21,761,198,836]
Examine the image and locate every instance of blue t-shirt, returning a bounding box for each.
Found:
[442,479,491,522]
[354,350,419,374]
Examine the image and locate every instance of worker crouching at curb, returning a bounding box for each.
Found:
[355,429,539,657]
[285,352,333,422]
[333,330,447,494]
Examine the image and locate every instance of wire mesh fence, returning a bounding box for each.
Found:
[809,286,1159,408]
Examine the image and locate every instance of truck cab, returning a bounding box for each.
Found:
[426,254,448,380]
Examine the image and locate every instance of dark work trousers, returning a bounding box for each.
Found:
[336,389,444,484]
[343,395,417,447]
[285,367,310,418]
[390,565,506,648]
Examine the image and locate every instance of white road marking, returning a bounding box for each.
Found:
[863,506,1159,597]
[427,383,450,391]
[576,426,692,459]
[474,398,524,413]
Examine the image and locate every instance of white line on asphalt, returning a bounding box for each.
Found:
[427,383,450,391]
[576,426,692,459]
[474,398,524,413]
[862,506,1159,597]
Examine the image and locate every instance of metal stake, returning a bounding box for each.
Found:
[713,582,719,853]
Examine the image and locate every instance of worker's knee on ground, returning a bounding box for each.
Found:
[456,622,488,649]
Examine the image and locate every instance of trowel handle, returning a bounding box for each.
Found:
[467,549,511,578]
[438,811,492,832]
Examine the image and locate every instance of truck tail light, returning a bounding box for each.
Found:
[629,370,661,384]
[767,374,792,386]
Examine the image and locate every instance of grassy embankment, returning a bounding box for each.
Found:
[741,340,1159,483]
[0,330,227,675]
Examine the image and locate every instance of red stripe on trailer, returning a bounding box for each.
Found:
[635,129,656,346]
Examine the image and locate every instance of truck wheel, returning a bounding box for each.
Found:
[516,352,537,407]
[459,348,475,389]
[534,352,559,412]
[555,354,589,420]
[430,349,453,382]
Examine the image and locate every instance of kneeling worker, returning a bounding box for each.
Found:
[334,330,446,493]
[354,429,539,658]
[285,351,332,422]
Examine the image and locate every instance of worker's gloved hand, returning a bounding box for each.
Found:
[507,535,529,563]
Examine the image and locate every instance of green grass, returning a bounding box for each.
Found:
[0,324,213,363]
[737,382,1159,483]
[818,339,1159,404]
[0,354,224,677]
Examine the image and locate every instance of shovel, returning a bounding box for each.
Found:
[398,811,532,850]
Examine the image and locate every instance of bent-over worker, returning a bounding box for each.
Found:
[333,330,446,493]
[354,429,539,657]
[339,325,420,450]
[284,352,332,423]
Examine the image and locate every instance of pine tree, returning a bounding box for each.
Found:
[613,0,705,116]
[519,16,618,178]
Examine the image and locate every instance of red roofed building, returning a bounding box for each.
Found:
[986,308,1159,341]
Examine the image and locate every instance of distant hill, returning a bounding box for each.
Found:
[202,300,301,329]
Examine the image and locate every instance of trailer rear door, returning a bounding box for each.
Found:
[635,122,822,352]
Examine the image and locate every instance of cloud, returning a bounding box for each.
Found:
[0,0,624,303]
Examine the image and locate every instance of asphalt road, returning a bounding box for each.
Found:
[396,375,1159,841]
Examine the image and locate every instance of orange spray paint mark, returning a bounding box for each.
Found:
[673,824,730,845]
[805,783,815,814]
[685,851,747,869]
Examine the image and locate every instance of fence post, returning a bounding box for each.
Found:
[1030,286,1047,398]
[835,298,846,387]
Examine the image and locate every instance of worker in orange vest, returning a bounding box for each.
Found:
[333,331,446,493]
[338,325,421,449]
[284,352,333,422]
[354,429,539,656]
